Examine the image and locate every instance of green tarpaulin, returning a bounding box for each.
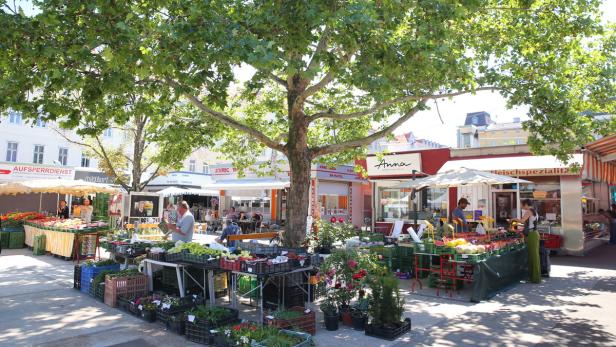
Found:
[471,246,528,302]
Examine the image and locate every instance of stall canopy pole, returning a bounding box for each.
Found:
[39,193,43,212]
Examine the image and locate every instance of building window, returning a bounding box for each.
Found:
[8,110,22,124]
[103,128,112,137]
[58,147,68,166]
[202,163,209,174]
[463,134,471,148]
[81,152,90,167]
[6,142,18,162]
[36,117,46,128]
[189,160,196,172]
[33,145,44,164]
[519,177,561,227]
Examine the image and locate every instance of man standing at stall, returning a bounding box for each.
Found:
[451,198,469,233]
[168,201,194,243]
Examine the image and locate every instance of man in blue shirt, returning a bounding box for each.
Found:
[217,223,241,249]
[451,198,469,233]
[168,201,194,243]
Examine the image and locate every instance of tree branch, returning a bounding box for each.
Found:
[267,72,287,88]
[138,164,162,191]
[309,86,501,122]
[93,136,131,192]
[165,77,287,154]
[306,27,329,73]
[298,49,356,106]
[309,101,427,158]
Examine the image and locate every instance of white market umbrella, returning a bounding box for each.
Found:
[394,167,531,189]
[157,187,219,197]
[0,181,32,195]
[8,179,119,195]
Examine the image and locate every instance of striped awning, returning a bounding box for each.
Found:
[583,135,616,184]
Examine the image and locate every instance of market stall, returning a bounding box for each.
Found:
[0,178,119,258]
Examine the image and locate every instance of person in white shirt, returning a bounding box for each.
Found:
[80,197,94,223]
[168,201,194,243]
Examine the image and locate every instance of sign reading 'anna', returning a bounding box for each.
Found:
[366,153,422,177]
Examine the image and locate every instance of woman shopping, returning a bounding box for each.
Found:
[509,199,542,283]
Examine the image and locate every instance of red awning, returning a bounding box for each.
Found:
[583,135,616,184]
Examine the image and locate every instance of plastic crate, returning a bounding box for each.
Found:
[104,273,148,308]
[73,265,82,290]
[33,234,46,256]
[264,307,316,336]
[185,308,240,345]
[181,253,220,269]
[0,231,10,249]
[238,275,259,299]
[156,295,204,327]
[147,252,166,262]
[241,260,291,275]
[8,231,25,249]
[80,263,121,295]
[540,233,562,249]
[220,258,242,271]
[237,241,279,256]
[165,252,183,263]
[252,329,312,347]
[0,226,24,232]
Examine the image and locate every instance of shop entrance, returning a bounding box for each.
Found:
[492,191,517,227]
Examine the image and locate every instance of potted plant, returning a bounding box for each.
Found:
[321,298,339,331]
[135,295,159,322]
[305,221,356,254]
[264,306,316,335]
[351,289,369,331]
[365,272,411,340]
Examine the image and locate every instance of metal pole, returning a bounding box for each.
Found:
[412,170,418,226]
[39,193,43,212]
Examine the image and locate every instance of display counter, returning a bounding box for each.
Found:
[24,221,108,258]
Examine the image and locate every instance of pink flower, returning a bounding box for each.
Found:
[346,283,354,290]
[347,260,357,269]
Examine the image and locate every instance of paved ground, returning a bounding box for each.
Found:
[1,245,616,347]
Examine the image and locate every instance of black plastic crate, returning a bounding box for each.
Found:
[156,296,205,327]
[181,253,220,269]
[185,309,240,345]
[73,265,81,290]
[165,252,184,263]
[241,260,291,275]
[147,252,166,262]
[89,282,105,302]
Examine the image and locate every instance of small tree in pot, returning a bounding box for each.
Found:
[320,297,339,331]
[365,271,410,340]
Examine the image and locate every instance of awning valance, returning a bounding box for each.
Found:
[203,179,290,191]
[438,154,583,176]
[156,187,219,197]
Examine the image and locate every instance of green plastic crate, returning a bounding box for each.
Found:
[33,234,46,255]
[0,231,9,249]
[8,231,25,249]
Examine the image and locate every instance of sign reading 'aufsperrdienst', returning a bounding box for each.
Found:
[0,163,75,181]
[366,153,422,177]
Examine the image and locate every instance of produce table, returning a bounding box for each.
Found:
[23,223,106,258]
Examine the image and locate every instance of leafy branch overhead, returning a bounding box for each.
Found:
[0,0,613,244]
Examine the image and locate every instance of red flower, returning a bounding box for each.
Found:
[335,282,341,289]
[330,217,336,223]
[338,217,344,223]
[347,260,357,269]
[346,283,354,290]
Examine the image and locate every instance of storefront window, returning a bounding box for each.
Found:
[378,188,411,220]
[319,195,348,216]
[421,188,448,219]
[520,177,561,226]
[231,191,271,215]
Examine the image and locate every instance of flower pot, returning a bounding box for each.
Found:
[351,312,367,331]
[324,312,339,331]
[212,334,231,347]
[338,306,353,326]
[140,309,156,323]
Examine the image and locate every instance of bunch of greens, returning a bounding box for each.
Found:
[92,270,117,289]
[224,250,252,260]
[107,269,141,279]
[167,242,223,257]
[271,308,305,320]
[188,305,232,323]
[85,259,116,267]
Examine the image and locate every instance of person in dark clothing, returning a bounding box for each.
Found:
[609,204,616,245]
[57,200,69,219]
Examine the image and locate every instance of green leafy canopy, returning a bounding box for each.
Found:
[0,0,614,243]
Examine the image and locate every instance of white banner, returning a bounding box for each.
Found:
[366,153,422,177]
[0,163,75,181]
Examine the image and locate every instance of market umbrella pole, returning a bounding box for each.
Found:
[39,193,42,212]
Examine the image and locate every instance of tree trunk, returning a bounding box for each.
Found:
[284,85,311,247]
